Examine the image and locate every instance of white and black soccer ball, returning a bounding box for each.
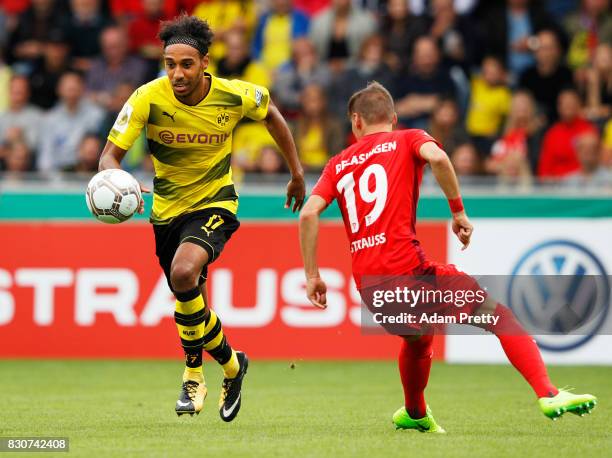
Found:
[85,169,142,224]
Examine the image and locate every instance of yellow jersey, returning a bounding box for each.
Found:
[466,77,511,137]
[108,73,270,224]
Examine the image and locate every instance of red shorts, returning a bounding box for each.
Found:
[359,260,487,335]
[409,260,486,316]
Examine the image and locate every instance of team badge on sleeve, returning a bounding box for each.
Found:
[113,103,133,134]
[255,89,263,107]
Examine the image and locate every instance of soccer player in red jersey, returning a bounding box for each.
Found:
[299,82,597,432]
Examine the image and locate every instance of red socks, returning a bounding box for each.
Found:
[398,335,434,419]
[490,305,558,398]
[397,305,557,419]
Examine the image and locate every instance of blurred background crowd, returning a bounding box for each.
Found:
[0,0,611,189]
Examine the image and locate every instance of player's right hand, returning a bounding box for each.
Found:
[452,211,473,251]
[285,175,305,212]
[306,276,327,309]
[138,182,151,214]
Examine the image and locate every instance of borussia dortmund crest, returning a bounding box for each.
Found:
[217,111,230,126]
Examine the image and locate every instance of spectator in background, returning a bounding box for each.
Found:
[294,0,329,16]
[584,43,612,124]
[232,121,277,175]
[193,0,256,61]
[428,97,469,155]
[3,139,33,174]
[393,36,456,129]
[545,0,578,21]
[0,9,8,49]
[274,37,331,115]
[426,0,478,71]
[603,118,612,165]
[466,55,512,155]
[253,0,310,72]
[0,127,27,170]
[487,90,543,177]
[328,35,394,122]
[450,142,483,182]
[479,0,560,80]
[98,83,135,136]
[254,145,286,175]
[37,71,105,172]
[291,84,344,172]
[0,48,11,112]
[518,29,574,125]
[208,30,271,88]
[564,0,612,73]
[28,28,71,109]
[563,131,611,188]
[85,26,147,110]
[6,0,66,68]
[65,0,114,72]
[110,0,178,24]
[409,0,478,15]
[127,0,167,81]
[309,0,377,71]
[0,75,43,151]
[63,133,101,173]
[538,88,598,178]
[381,0,428,73]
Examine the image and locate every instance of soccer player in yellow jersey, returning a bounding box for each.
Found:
[98,15,305,421]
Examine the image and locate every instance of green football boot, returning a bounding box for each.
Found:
[393,406,446,433]
[538,388,597,420]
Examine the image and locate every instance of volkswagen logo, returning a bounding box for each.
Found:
[508,240,609,351]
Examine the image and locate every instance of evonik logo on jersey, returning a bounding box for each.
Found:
[158,130,230,145]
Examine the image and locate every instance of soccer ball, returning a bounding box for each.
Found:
[85,169,142,224]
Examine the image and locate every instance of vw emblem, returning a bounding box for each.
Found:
[508,240,609,351]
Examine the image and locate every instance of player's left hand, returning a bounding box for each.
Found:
[285,175,305,212]
[306,276,327,309]
[452,211,473,251]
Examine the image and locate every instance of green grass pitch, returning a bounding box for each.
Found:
[1,360,610,457]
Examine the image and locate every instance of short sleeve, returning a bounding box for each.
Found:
[107,88,150,151]
[233,79,270,121]
[311,161,336,205]
[404,129,443,162]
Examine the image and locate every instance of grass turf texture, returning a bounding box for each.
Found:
[1,361,609,457]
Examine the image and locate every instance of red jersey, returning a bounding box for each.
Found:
[537,118,597,178]
[311,129,440,289]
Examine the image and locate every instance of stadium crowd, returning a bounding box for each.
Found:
[0,0,611,188]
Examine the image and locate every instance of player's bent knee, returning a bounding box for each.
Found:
[170,262,200,292]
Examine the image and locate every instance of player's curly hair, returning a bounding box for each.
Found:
[158,14,214,55]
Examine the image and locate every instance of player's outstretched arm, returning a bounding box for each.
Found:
[299,195,329,308]
[99,140,128,171]
[98,140,151,213]
[419,141,473,250]
[263,101,305,212]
